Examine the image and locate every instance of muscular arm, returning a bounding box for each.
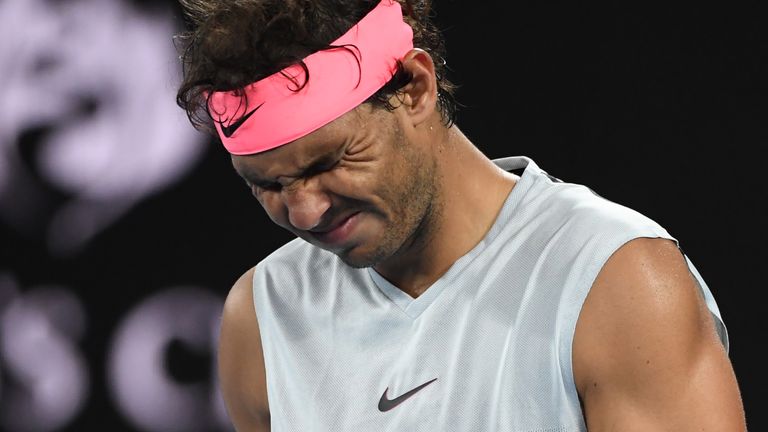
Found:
[573,237,746,431]
[218,267,270,431]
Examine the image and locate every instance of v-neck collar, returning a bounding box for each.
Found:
[366,155,540,319]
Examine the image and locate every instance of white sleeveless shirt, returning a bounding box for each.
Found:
[251,155,727,431]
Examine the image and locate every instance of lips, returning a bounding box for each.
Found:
[311,212,355,234]
[310,212,361,245]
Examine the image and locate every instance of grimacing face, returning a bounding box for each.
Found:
[231,103,441,268]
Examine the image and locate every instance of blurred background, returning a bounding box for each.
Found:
[0,0,764,430]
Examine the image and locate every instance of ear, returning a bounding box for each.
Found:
[397,48,438,127]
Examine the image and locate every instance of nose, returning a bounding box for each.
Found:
[281,179,331,231]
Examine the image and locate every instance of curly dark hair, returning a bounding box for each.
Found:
[174,0,458,136]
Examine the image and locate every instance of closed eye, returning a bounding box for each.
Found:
[242,153,340,194]
[255,181,282,192]
[244,178,281,193]
[304,158,339,177]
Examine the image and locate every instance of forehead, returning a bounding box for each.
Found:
[231,102,389,181]
[231,111,354,181]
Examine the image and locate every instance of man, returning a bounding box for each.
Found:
[175,0,746,430]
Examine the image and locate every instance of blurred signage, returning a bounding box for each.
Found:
[0,0,228,430]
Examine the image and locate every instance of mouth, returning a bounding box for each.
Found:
[309,212,361,246]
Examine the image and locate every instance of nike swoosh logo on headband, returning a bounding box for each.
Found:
[221,102,265,138]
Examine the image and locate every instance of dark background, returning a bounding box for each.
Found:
[1,0,764,430]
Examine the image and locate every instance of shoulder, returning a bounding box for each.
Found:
[573,236,719,380]
[572,237,745,429]
[573,237,710,358]
[528,175,663,235]
[222,267,258,325]
[259,237,315,266]
[257,237,339,275]
[218,267,270,430]
[523,178,674,264]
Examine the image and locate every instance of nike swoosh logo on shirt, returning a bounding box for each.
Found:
[377,378,437,412]
[220,102,265,138]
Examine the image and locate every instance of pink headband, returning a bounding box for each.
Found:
[208,0,414,155]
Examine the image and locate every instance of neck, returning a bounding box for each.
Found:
[373,126,519,298]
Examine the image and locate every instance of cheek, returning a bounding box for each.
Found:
[328,152,403,203]
[323,167,388,208]
[258,193,289,226]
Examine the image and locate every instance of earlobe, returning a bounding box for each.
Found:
[398,48,438,127]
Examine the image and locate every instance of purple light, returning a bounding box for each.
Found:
[0,0,207,255]
[107,287,228,432]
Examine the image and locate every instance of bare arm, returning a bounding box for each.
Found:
[218,267,270,432]
[573,237,746,431]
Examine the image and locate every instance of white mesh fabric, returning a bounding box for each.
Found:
[251,156,727,431]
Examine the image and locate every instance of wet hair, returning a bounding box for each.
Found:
[174,0,458,136]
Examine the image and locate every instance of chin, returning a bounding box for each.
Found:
[336,250,379,269]
[335,242,392,269]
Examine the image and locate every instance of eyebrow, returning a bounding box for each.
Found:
[241,146,342,186]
